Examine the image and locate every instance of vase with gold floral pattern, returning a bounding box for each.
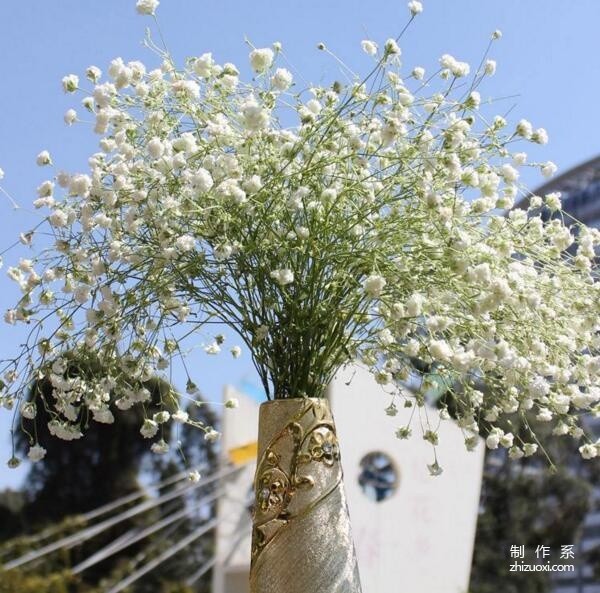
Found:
[250,398,362,593]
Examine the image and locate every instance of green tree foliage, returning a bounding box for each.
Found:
[469,459,591,593]
[0,569,85,593]
[0,489,25,539]
[467,413,600,592]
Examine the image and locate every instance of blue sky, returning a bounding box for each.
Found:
[0,0,599,488]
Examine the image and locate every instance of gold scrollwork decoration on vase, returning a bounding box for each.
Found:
[250,397,362,593]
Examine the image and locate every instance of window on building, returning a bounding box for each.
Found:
[358,451,399,502]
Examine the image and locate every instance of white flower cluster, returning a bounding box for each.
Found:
[136,0,159,16]
[1,6,599,467]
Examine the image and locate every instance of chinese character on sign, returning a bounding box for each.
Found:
[560,545,575,559]
[510,545,525,559]
[535,545,551,559]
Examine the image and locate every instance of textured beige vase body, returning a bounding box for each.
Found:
[250,397,362,593]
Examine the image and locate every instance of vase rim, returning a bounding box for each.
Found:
[263,396,327,404]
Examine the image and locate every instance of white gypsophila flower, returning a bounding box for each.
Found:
[501,164,519,183]
[363,274,386,298]
[241,97,270,130]
[412,66,425,80]
[37,180,54,198]
[115,397,132,410]
[0,167,4,180]
[307,99,322,115]
[176,234,195,252]
[271,68,293,91]
[408,1,423,15]
[221,73,239,91]
[225,397,239,409]
[204,342,221,355]
[243,175,262,194]
[516,119,533,139]
[295,226,309,239]
[384,39,401,57]
[553,422,570,436]
[204,428,221,442]
[579,444,598,459]
[439,54,469,77]
[193,53,214,77]
[528,195,543,209]
[492,29,502,40]
[172,132,197,154]
[93,408,115,424]
[486,429,501,450]
[86,65,102,82]
[537,408,553,422]
[28,444,47,462]
[151,439,169,454]
[541,161,557,178]
[249,47,274,74]
[140,419,158,438]
[361,40,378,57]
[454,61,470,77]
[192,168,213,193]
[378,328,394,346]
[153,410,170,423]
[545,192,562,211]
[270,268,294,286]
[69,174,91,197]
[467,91,481,109]
[214,244,233,261]
[532,127,548,144]
[512,152,527,165]
[484,59,496,76]
[222,62,240,77]
[48,420,83,441]
[172,409,189,423]
[188,470,201,482]
[36,150,52,166]
[147,137,164,159]
[48,210,68,228]
[64,109,77,125]
[508,446,524,460]
[62,74,79,93]
[429,339,453,362]
[571,427,585,439]
[171,79,200,100]
[230,345,242,359]
[136,0,159,16]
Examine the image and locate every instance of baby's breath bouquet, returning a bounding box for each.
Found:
[1,0,600,480]
[3,2,600,590]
